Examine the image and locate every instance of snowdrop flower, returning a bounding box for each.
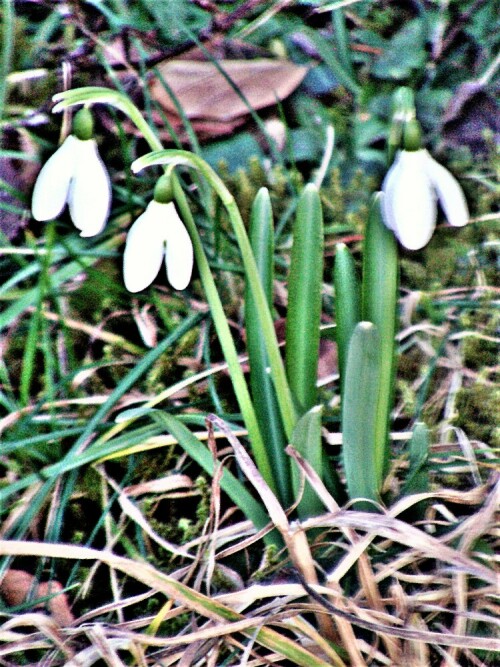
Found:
[123,181,193,292]
[32,108,111,237]
[382,148,469,251]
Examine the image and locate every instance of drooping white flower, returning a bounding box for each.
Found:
[32,134,111,237]
[123,200,193,293]
[382,149,469,250]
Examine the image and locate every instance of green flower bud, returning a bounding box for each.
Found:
[72,107,94,141]
[153,174,174,204]
[403,119,422,152]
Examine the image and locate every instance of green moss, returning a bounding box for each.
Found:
[463,334,498,370]
[453,383,500,446]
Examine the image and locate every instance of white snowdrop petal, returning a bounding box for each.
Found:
[123,201,167,293]
[424,151,469,227]
[164,203,194,290]
[31,135,77,221]
[68,139,112,237]
[381,152,403,232]
[383,150,437,251]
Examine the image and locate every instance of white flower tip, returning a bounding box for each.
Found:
[31,135,76,222]
[79,227,104,239]
[381,149,470,251]
[165,205,194,291]
[381,150,437,251]
[168,265,193,291]
[443,192,469,228]
[424,151,469,229]
[123,201,167,293]
[123,280,145,294]
[67,139,112,236]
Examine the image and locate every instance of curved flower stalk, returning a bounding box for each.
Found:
[31,108,111,237]
[382,149,469,251]
[123,200,193,292]
[131,149,298,440]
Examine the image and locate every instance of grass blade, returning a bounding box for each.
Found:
[0,0,14,119]
[301,26,361,97]
[151,412,279,545]
[332,8,355,80]
[402,422,430,496]
[0,540,335,667]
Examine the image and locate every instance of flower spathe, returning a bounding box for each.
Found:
[382,149,469,251]
[31,134,111,237]
[123,200,194,292]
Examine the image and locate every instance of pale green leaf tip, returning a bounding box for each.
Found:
[131,158,145,174]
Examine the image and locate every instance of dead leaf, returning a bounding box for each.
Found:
[0,569,74,626]
[150,58,308,123]
[442,81,500,155]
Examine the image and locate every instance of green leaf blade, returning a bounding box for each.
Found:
[361,193,399,484]
[245,189,291,506]
[342,321,382,504]
[333,242,361,393]
[285,183,324,415]
[291,405,325,519]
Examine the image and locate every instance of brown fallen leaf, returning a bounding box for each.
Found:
[150,58,308,123]
[0,569,74,626]
[153,108,248,142]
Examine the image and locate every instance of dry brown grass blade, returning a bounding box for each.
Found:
[0,612,73,659]
[206,414,339,647]
[304,510,497,585]
[124,473,193,496]
[287,444,402,663]
[102,471,194,559]
[0,540,335,667]
[297,575,500,651]
[439,473,499,666]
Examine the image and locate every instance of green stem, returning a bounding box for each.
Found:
[52,87,164,152]
[172,178,277,494]
[51,87,280,495]
[133,149,298,440]
[0,0,14,119]
[53,88,297,437]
